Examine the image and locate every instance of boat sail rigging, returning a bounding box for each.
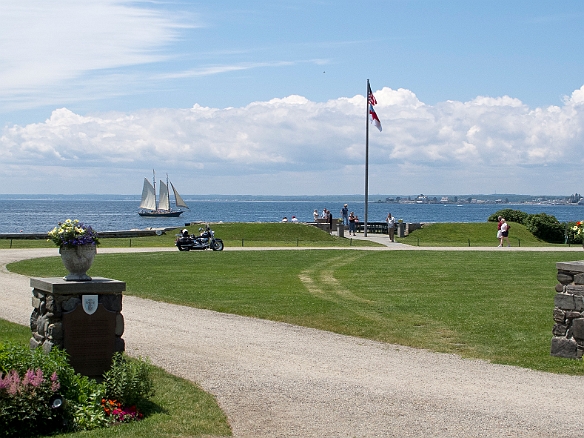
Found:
[139,171,189,217]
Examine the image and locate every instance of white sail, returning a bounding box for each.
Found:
[158,180,170,211]
[139,178,156,210]
[171,182,189,209]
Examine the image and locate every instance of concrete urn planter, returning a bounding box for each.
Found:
[59,245,96,281]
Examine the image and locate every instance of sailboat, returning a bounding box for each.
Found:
[139,171,189,217]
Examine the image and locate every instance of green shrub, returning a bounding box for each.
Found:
[0,368,63,437]
[103,353,155,407]
[0,344,155,434]
[524,213,565,243]
[488,209,529,224]
[564,221,583,244]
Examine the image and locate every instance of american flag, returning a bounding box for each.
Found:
[369,104,382,132]
[367,83,377,106]
[368,83,381,131]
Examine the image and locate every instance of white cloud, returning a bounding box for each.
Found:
[0,0,187,106]
[2,86,584,195]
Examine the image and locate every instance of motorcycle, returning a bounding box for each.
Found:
[175,226,224,251]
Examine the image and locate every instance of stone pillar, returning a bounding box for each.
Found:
[552,261,584,359]
[29,277,126,377]
[397,220,405,238]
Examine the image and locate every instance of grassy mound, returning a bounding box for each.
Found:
[398,222,562,247]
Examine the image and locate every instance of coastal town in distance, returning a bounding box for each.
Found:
[375,193,584,205]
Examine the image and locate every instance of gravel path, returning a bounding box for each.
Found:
[2,247,584,437]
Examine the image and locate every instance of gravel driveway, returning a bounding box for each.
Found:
[1,247,584,437]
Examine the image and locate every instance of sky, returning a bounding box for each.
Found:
[1,0,584,196]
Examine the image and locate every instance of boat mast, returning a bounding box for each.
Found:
[152,169,157,210]
[166,173,171,210]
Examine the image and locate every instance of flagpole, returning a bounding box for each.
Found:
[364,79,369,237]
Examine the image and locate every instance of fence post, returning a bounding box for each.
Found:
[518,239,521,247]
[468,239,470,247]
[242,239,244,247]
[10,239,12,248]
[296,238,299,247]
[129,239,132,247]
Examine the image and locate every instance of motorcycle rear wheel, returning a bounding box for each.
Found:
[177,246,190,251]
[212,240,224,251]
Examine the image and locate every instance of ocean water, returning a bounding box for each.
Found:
[1,195,584,234]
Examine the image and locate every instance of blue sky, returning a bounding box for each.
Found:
[1,0,584,196]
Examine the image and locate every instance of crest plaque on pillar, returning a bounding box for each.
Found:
[82,295,98,315]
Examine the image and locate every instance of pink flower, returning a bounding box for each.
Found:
[30,369,44,388]
[6,370,21,395]
[50,372,60,392]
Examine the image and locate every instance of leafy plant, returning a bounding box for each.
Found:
[487,209,529,224]
[103,353,154,407]
[524,212,565,243]
[0,365,63,437]
[48,219,100,248]
[567,220,584,244]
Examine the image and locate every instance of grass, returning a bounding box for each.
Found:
[0,222,378,249]
[396,222,569,247]
[9,249,584,375]
[0,319,232,437]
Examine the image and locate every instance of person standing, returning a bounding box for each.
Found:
[341,204,349,226]
[348,212,356,236]
[313,209,319,221]
[499,218,511,247]
[386,212,396,242]
[496,216,503,242]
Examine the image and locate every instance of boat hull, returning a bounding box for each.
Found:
[139,210,184,217]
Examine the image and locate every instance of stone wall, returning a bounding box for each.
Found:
[29,277,126,376]
[552,261,584,359]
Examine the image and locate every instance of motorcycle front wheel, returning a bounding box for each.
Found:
[177,246,190,251]
[212,240,224,251]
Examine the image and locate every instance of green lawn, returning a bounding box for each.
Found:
[9,249,584,375]
[0,319,232,437]
[0,222,378,249]
[397,222,569,247]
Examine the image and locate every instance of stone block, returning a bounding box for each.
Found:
[115,337,125,352]
[31,296,41,309]
[551,337,578,358]
[553,323,568,336]
[62,297,80,312]
[572,318,584,341]
[115,313,124,336]
[46,295,56,312]
[555,283,565,293]
[558,272,574,284]
[553,308,566,323]
[42,340,54,354]
[101,294,122,312]
[29,337,41,350]
[566,311,582,319]
[575,273,584,285]
[555,293,584,311]
[47,323,63,341]
[30,309,39,331]
[566,285,584,296]
[37,315,46,335]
